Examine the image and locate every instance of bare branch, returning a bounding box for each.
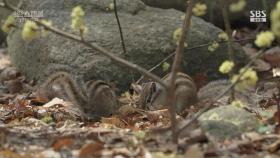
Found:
[167,0,194,143]
[220,0,236,100]
[1,1,167,88]
[113,0,127,54]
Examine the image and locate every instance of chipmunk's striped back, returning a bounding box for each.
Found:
[85,80,119,117]
[37,71,88,106]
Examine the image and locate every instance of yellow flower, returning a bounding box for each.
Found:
[162,62,170,72]
[271,2,280,37]
[255,31,275,48]
[208,41,219,52]
[192,3,207,16]
[231,100,245,108]
[1,15,15,33]
[71,6,85,18]
[108,3,114,11]
[219,60,234,74]
[231,68,258,91]
[71,6,87,33]
[173,28,182,43]
[80,25,88,34]
[41,20,52,37]
[22,21,39,41]
[239,68,258,86]
[229,0,246,12]
[218,32,229,41]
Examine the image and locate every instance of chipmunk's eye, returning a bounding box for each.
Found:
[151,82,157,93]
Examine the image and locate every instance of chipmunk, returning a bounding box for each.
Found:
[36,71,119,119]
[138,72,198,113]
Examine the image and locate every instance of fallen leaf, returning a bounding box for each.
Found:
[263,47,280,67]
[52,137,74,151]
[79,142,104,158]
[101,117,126,128]
[43,97,67,108]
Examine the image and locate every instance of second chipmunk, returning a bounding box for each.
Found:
[37,71,119,119]
[138,72,198,113]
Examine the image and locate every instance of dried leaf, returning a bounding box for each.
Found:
[79,142,104,158]
[101,117,126,128]
[263,47,280,67]
[52,137,74,151]
[43,97,67,108]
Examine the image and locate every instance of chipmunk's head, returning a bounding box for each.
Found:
[138,81,164,110]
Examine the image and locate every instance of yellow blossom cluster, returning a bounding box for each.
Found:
[162,62,170,72]
[208,41,219,52]
[271,1,280,37]
[219,60,234,74]
[231,68,258,91]
[108,3,114,11]
[22,21,39,41]
[255,31,275,48]
[173,28,182,43]
[192,3,207,16]
[1,15,15,33]
[218,32,229,41]
[71,6,88,33]
[229,0,246,12]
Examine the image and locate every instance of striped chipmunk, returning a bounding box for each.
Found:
[36,71,119,119]
[138,72,198,113]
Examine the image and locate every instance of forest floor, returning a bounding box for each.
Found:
[0,27,280,158]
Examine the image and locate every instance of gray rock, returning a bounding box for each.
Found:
[141,0,278,28]
[198,80,261,107]
[198,106,259,140]
[7,0,246,91]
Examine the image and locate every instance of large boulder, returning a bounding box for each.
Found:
[7,0,246,91]
[141,0,278,28]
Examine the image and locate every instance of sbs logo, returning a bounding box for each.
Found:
[249,10,267,22]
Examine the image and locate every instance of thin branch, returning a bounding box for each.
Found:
[1,0,167,88]
[136,37,255,84]
[167,0,194,143]
[220,0,235,100]
[113,0,127,54]
[177,49,264,135]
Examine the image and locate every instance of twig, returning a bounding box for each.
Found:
[1,0,167,88]
[113,0,127,54]
[136,37,255,84]
[167,0,194,143]
[177,49,264,135]
[220,0,235,100]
